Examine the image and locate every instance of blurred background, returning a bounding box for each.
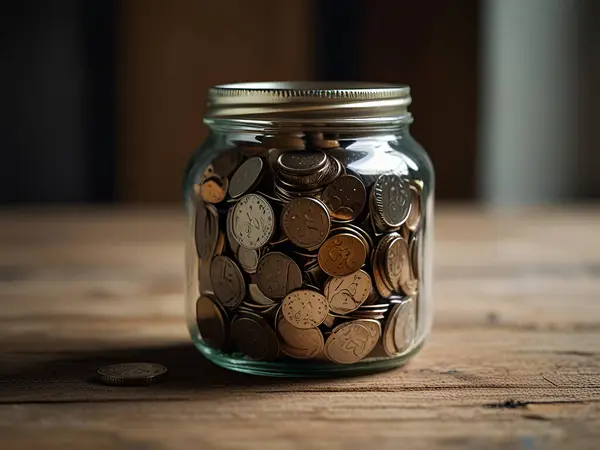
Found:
[1,0,598,205]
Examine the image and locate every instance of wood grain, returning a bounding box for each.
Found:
[0,207,599,449]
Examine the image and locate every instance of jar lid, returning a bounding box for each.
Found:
[205,82,412,127]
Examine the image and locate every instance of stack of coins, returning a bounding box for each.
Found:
[193,138,423,365]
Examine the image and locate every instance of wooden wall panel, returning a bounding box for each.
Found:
[117,0,315,202]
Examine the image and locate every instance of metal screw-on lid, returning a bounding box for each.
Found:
[205,82,412,126]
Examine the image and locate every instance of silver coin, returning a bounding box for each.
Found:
[232,194,276,250]
[229,157,264,199]
[373,174,411,228]
[278,150,327,174]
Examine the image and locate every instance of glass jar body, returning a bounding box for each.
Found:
[184,125,434,377]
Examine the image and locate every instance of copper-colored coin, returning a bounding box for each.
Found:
[210,256,245,310]
[200,176,228,204]
[324,269,372,314]
[276,309,324,359]
[324,320,379,364]
[236,246,259,274]
[230,316,279,361]
[405,184,421,231]
[256,252,302,299]
[322,175,366,222]
[232,194,275,249]
[278,150,327,174]
[228,157,264,199]
[194,200,219,260]
[281,289,328,329]
[373,174,411,228]
[281,197,331,249]
[385,235,410,292]
[318,233,366,277]
[196,294,227,350]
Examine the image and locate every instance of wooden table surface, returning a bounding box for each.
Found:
[0,207,599,449]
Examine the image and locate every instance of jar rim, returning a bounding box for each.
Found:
[205,81,412,127]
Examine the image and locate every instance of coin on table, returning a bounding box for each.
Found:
[228,156,264,199]
[321,175,366,222]
[276,309,324,359]
[373,174,411,228]
[248,283,276,306]
[324,269,372,314]
[97,362,168,386]
[405,184,421,231]
[196,294,227,350]
[230,315,279,361]
[281,197,331,249]
[210,255,246,310]
[194,200,219,260]
[385,234,410,292]
[281,289,329,329]
[232,193,275,249]
[324,320,379,364]
[236,246,259,274]
[318,233,366,277]
[256,252,303,299]
[200,176,228,204]
[278,150,327,174]
[393,298,416,354]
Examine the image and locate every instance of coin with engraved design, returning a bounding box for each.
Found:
[281,289,329,329]
[232,193,275,249]
[318,233,366,277]
[324,269,372,314]
[322,175,366,222]
[210,255,245,310]
[256,252,302,299]
[281,197,331,249]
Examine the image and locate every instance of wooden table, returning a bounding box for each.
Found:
[1,207,598,449]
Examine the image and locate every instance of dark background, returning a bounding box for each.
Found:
[0,0,597,204]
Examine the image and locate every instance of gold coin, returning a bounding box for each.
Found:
[318,233,366,277]
[405,184,421,231]
[276,309,324,359]
[230,316,279,361]
[373,174,411,228]
[232,194,275,250]
[281,289,329,329]
[97,363,167,386]
[324,269,372,314]
[322,175,367,222]
[200,176,228,204]
[194,200,219,260]
[256,252,303,299]
[229,156,264,199]
[196,294,227,350]
[281,197,331,249]
[278,150,327,174]
[324,320,379,364]
[236,246,259,274]
[210,255,246,310]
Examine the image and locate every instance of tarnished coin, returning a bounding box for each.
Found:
[278,150,327,174]
[318,233,366,277]
[226,207,240,254]
[276,309,324,359]
[383,299,416,356]
[236,246,259,274]
[281,197,331,249]
[385,235,410,292]
[324,320,379,364]
[281,289,329,329]
[405,184,421,231]
[322,175,366,222]
[249,284,277,306]
[324,269,372,314]
[210,255,246,310]
[200,176,228,204]
[97,363,167,386]
[373,174,411,227]
[194,200,219,260]
[230,316,279,361]
[229,156,264,198]
[256,252,302,299]
[196,294,227,350]
[232,193,275,249]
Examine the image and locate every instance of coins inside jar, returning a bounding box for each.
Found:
[256,252,303,299]
[232,193,275,249]
[281,197,331,249]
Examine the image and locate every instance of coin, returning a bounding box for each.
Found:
[229,156,264,198]
[281,289,329,329]
[405,184,421,231]
[230,315,279,361]
[200,176,228,204]
[324,269,372,314]
[97,363,167,386]
[318,233,366,277]
[214,231,226,256]
[410,234,420,279]
[276,309,324,359]
[324,320,378,364]
[385,235,410,292]
[281,197,331,249]
[256,252,303,299]
[373,174,411,228]
[195,200,219,260]
[236,246,259,274]
[196,294,227,350]
[249,283,277,306]
[226,207,240,254]
[393,298,416,354]
[322,175,366,222]
[278,150,327,174]
[232,193,275,249]
[210,256,246,310]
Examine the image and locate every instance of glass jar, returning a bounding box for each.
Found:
[184,82,434,377]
